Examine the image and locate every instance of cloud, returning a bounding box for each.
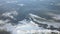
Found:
[0,19,10,25]
[39,0,44,1]
[3,20,40,34]
[55,3,60,6]
[2,11,18,20]
[0,13,60,34]
[6,1,18,3]
[52,15,60,20]
[0,20,5,24]
[0,19,10,30]
[0,4,3,6]
[48,12,60,21]
[3,21,60,34]
[30,0,37,1]
[17,4,24,6]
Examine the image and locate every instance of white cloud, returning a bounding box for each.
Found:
[52,15,60,20]
[39,0,44,1]
[0,19,10,24]
[6,1,18,3]
[17,4,24,6]
[48,13,60,20]
[39,0,50,1]
[0,19,60,34]
[3,20,41,34]
[0,13,60,34]
[55,3,60,6]
[5,22,60,34]
[30,0,37,1]
[0,4,3,6]
[0,20,5,24]
[2,11,18,20]
[50,3,54,5]
[0,19,10,30]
